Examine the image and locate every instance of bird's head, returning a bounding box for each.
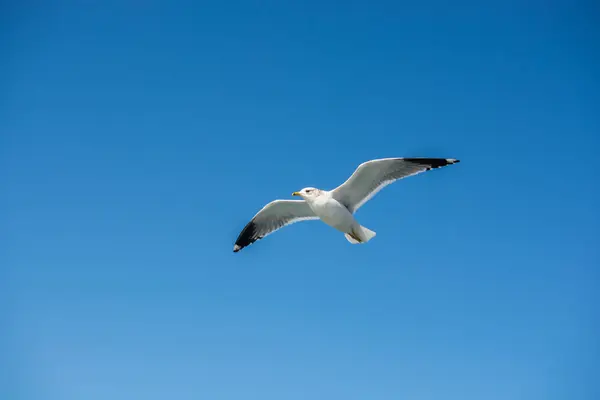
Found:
[292,187,321,200]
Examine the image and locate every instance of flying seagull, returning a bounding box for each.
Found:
[233,157,460,252]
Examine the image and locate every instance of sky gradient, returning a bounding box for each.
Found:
[2,1,599,399]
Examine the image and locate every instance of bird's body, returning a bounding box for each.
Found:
[233,157,460,252]
[307,191,354,232]
[300,190,375,243]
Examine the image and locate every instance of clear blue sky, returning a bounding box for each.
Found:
[2,1,598,399]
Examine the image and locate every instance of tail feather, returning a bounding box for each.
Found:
[344,225,377,244]
[360,226,377,242]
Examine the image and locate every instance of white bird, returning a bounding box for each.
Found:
[233,157,460,252]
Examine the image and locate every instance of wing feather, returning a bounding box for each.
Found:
[331,158,459,213]
[233,200,318,252]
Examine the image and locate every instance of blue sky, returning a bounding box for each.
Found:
[1,1,598,399]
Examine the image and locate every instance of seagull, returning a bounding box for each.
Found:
[233,157,460,252]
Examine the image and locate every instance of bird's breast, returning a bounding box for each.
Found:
[310,197,354,230]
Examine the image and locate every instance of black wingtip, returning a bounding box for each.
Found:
[404,157,460,169]
[233,220,258,253]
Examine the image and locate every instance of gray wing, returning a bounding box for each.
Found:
[331,158,460,213]
[233,199,319,252]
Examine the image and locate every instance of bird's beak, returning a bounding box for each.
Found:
[292,191,300,196]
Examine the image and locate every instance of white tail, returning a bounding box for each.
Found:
[344,225,377,244]
[360,225,377,242]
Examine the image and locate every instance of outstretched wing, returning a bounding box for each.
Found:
[331,158,460,213]
[233,199,319,252]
